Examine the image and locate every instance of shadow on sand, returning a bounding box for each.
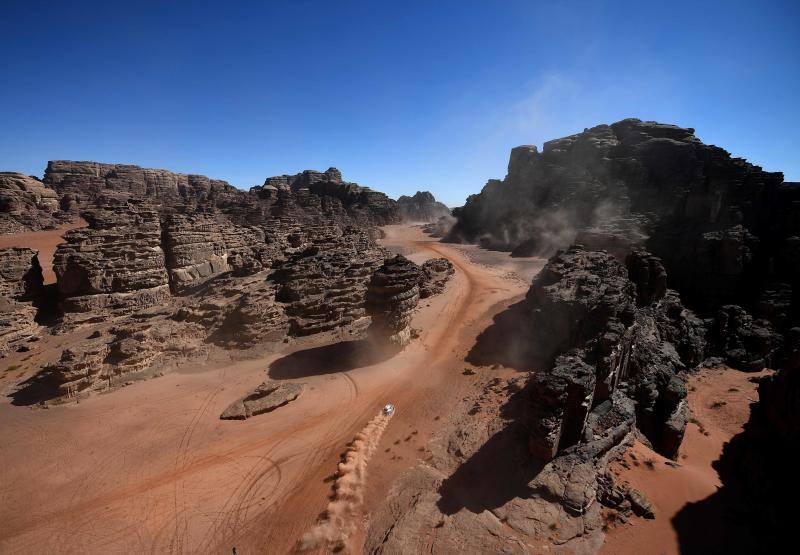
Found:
[466,300,547,371]
[436,390,545,515]
[268,338,397,379]
[9,367,61,406]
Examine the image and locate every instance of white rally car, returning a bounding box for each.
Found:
[382,403,395,416]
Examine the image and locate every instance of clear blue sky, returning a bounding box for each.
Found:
[2,1,798,206]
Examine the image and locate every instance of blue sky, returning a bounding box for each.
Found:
[2,0,798,206]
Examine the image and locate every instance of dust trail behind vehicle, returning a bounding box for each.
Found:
[298,409,394,552]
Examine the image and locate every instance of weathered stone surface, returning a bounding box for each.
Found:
[161,213,270,292]
[272,227,385,336]
[397,191,451,223]
[220,380,304,420]
[252,167,399,230]
[447,119,800,317]
[419,257,455,298]
[43,161,248,213]
[0,172,66,233]
[52,196,170,313]
[366,255,423,347]
[0,247,43,357]
[520,246,701,460]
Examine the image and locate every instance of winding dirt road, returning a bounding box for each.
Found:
[0,225,541,554]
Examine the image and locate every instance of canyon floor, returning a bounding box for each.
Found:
[0,223,763,554]
[0,224,542,554]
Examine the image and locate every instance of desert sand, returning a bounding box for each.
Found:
[0,224,542,554]
[602,365,771,554]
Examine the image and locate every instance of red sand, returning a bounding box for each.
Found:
[0,224,542,554]
[602,366,770,554]
[0,219,87,283]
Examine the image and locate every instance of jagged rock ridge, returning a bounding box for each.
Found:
[447,119,800,316]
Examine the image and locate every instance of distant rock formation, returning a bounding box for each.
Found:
[0,172,70,233]
[397,191,451,223]
[366,255,423,347]
[220,380,304,420]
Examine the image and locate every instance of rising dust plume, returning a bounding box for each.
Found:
[298,409,394,552]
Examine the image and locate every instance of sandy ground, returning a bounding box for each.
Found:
[0,219,87,283]
[602,366,770,555]
[0,224,543,554]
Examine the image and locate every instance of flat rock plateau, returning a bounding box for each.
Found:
[0,119,797,554]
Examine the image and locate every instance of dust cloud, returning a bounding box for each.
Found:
[298,409,394,553]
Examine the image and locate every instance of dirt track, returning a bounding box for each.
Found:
[0,224,541,554]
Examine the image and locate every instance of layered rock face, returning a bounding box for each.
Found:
[397,191,451,222]
[0,172,66,233]
[52,196,170,313]
[365,255,423,347]
[43,161,248,213]
[418,257,455,298]
[0,247,43,356]
[272,226,386,336]
[521,246,704,460]
[447,119,800,316]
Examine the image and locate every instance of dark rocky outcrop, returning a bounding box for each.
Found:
[446,119,800,318]
[365,255,423,347]
[43,160,248,214]
[397,191,451,223]
[520,246,702,461]
[220,380,304,420]
[1,160,403,399]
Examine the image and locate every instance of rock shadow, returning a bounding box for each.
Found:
[466,300,545,370]
[437,391,545,515]
[671,424,785,554]
[268,338,396,379]
[436,420,544,515]
[9,366,61,406]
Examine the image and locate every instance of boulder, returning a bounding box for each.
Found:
[220,380,304,420]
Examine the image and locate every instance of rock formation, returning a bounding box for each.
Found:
[0,172,67,233]
[0,247,43,357]
[272,226,386,336]
[446,119,800,317]
[418,257,455,298]
[397,191,451,223]
[220,380,304,420]
[0,160,407,400]
[521,245,703,460]
[365,255,423,347]
[52,195,171,315]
